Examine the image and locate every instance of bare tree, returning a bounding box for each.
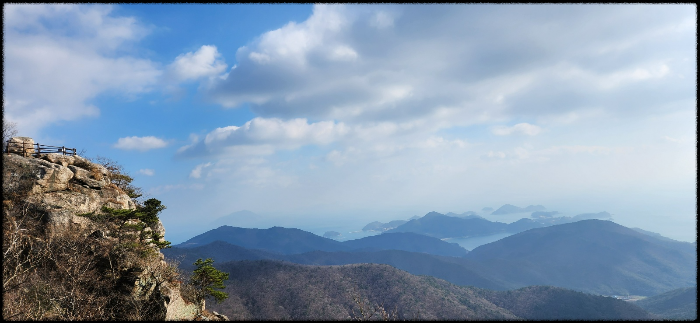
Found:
[3,120,19,151]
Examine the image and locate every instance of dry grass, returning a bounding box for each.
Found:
[89,166,104,181]
[3,154,185,321]
[2,199,181,320]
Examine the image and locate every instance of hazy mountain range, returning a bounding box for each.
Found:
[165,218,695,297]
[363,207,614,239]
[383,211,564,238]
[175,227,467,257]
[164,212,696,320]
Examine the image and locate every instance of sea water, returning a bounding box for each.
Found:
[442,232,513,251]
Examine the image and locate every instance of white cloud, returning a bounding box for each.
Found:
[190,162,212,179]
[203,4,694,131]
[167,45,228,82]
[113,136,168,151]
[161,4,695,244]
[179,117,352,156]
[139,169,155,176]
[3,4,161,137]
[492,123,542,136]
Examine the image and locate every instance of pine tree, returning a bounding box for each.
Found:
[190,258,229,309]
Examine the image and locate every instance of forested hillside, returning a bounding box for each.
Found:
[208,260,653,320]
[635,286,697,320]
[464,219,696,296]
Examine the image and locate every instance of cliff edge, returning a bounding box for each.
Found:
[2,142,223,321]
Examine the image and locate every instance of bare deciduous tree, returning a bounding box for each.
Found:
[3,120,19,151]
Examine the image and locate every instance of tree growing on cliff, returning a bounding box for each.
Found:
[190,258,230,308]
[92,155,144,201]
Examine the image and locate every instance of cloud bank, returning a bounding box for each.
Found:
[3,5,161,137]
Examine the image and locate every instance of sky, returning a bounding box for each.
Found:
[3,4,696,244]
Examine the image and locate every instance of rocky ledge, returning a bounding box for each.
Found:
[3,150,220,320]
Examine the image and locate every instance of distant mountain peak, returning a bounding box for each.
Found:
[424,211,445,217]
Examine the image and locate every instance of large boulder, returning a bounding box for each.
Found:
[6,136,35,157]
[41,153,76,167]
[2,153,74,195]
[151,219,166,238]
[3,153,135,236]
[40,154,107,176]
[163,280,201,320]
[68,165,108,188]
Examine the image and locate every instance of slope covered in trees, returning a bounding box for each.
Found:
[635,286,697,320]
[207,260,653,320]
[464,219,696,296]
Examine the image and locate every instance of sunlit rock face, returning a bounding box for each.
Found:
[2,146,215,321]
[3,153,137,236]
[6,136,35,157]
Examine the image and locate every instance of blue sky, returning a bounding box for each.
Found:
[4,4,696,243]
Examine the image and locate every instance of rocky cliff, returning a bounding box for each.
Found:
[2,146,224,320]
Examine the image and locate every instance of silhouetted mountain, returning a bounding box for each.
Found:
[386,211,557,238]
[164,240,503,290]
[445,211,482,219]
[465,219,697,296]
[631,227,681,243]
[176,226,348,254]
[176,226,468,258]
[162,240,279,270]
[491,204,545,215]
[635,286,696,320]
[504,218,546,233]
[474,285,653,320]
[386,212,508,238]
[342,232,467,257]
[207,260,653,320]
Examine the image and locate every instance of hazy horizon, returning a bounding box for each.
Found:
[4,4,696,244]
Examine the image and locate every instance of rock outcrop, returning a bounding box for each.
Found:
[3,153,136,236]
[2,147,216,321]
[5,136,34,157]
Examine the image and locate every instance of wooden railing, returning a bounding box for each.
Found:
[4,141,76,157]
